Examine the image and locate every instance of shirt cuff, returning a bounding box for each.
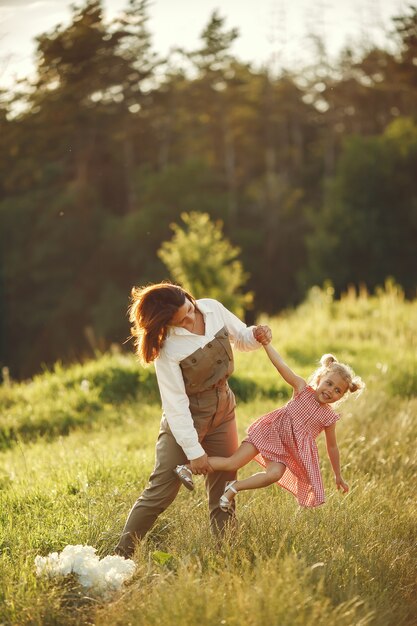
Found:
[248,325,261,348]
[185,442,206,460]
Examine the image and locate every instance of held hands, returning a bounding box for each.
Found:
[335,475,349,493]
[253,325,272,346]
[190,453,213,476]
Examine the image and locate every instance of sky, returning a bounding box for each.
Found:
[0,0,409,91]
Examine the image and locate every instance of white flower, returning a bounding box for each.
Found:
[80,379,90,392]
[34,552,61,577]
[97,555,136,591]
[34,545,135,595]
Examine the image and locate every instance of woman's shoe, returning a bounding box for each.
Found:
[219,480,238,512]
[173,465,195,491]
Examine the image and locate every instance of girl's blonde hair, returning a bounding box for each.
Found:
[309,354,365,395]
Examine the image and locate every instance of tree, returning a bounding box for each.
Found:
[2,2,417,377]
[181,12,242,224]
[302,117,417,296]
[158,212,252,316]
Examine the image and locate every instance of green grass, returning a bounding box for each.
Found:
[0,283,416,625]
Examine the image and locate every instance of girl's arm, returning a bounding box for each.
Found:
[263,343,306,394]
[324,424,349,492]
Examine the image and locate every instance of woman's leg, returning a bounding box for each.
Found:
[208,441,259,472]
[221,459,286,506]
[202,413,239,532]
[116,421,186,558]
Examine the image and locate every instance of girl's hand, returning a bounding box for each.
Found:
[335,476,349,493]
[253,325,272,345]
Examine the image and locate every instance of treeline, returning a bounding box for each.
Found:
[1,0,416,377]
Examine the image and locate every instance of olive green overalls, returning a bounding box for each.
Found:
[116,327,238,557]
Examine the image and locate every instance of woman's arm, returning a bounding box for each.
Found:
[324,424,349,492]
[263,343,306,394]
[154,354,205,460]
[215,300,265,351]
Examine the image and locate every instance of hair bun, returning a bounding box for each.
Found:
[350,376,365,394]
[320,353,337,367]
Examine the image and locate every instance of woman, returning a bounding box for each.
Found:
[115,282,271,558]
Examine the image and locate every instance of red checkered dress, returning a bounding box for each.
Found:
[245,385,340,507]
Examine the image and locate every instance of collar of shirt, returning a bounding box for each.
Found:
[167,299,212,337]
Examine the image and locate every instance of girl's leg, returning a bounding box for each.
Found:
[221,459,286,506]
[208,441,258,472]
[175,442,257,494]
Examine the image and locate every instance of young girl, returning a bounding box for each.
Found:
[175,343,364,509]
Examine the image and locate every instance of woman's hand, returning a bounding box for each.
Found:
[335,475,349,493]
[190,453,212,475]
[253,325,272,345]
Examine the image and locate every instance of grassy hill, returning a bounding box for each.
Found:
[0,282,416,625]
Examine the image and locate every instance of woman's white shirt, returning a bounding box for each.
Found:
[154,298,260,460]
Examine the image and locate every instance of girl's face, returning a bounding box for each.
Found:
[170,299,197,332]
[314,371,349,404]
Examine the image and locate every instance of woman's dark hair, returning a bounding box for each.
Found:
[128,282,195,363]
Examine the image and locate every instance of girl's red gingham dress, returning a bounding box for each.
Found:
[245,385,340,507]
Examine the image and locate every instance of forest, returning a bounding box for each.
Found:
[1,0,416,377]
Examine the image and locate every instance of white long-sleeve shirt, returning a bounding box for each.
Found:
[154,298,261,460]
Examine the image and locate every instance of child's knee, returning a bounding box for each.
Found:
[267,465,284,483]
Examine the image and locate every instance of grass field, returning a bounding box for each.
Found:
[0,282,416,625]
